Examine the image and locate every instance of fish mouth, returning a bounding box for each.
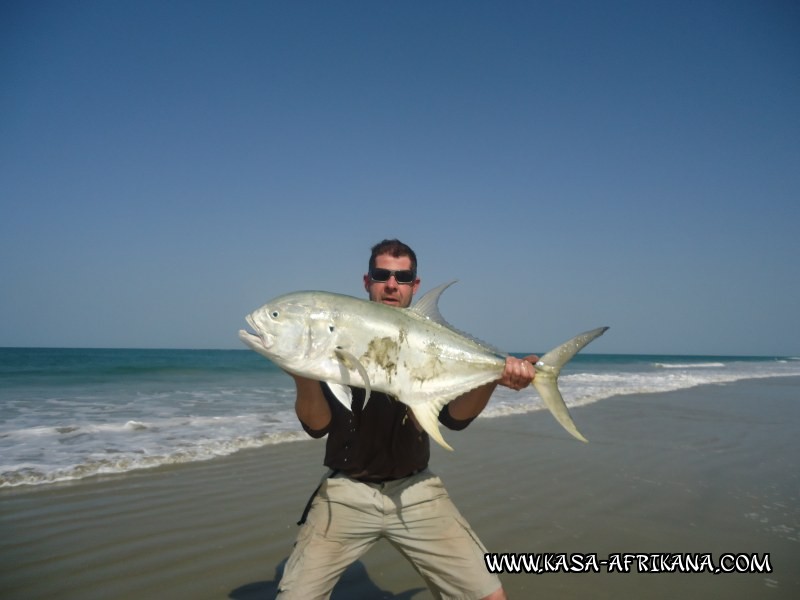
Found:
[238,329,262,347]
[239,315,274,351]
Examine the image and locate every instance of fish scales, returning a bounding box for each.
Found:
[240,282,607,450]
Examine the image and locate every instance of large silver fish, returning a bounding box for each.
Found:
[239,282,607,450]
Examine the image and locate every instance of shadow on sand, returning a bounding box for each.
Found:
[229,558,426,599]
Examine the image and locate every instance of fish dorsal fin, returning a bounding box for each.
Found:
[334,347,372,407]
[409,280,458,326]
[410,281,506,356]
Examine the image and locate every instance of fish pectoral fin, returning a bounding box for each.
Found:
[326,382,354,411]
[410,403,454,451]
[334,348,372,407]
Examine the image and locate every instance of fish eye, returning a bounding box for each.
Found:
[271,311,279,319]
[329,325,335,333]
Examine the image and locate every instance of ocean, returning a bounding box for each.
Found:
[1,347,798,488]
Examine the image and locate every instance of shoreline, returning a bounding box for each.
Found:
[2,377,799,598]
[4,369,799,491]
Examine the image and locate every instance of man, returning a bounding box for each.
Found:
[278,239,536,600]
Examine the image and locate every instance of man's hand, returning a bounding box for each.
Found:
[498,355,538,391]
[447,354,539,420]
[288,371,332,431]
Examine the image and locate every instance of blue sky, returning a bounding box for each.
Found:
[2,1,798,355]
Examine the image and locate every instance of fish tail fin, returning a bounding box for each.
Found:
[532,327,609,443]
[410,404,454,451]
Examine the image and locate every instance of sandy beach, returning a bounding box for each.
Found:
[2,376,798,599]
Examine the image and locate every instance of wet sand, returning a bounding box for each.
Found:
[2,377,798,599]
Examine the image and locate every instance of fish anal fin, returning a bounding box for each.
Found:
[410,403,454,451]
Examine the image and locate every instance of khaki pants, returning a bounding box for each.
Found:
[277,470,501,600]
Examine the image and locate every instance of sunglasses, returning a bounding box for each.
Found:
[369,268,417,284]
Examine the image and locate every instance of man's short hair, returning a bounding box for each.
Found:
[369,239,418,273]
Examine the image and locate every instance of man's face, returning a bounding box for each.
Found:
[363,254,420,308]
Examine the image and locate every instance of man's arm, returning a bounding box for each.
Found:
[446,355,538,421]
[289,373,332,432]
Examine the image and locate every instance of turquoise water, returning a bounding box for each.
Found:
[1,347,798,487]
